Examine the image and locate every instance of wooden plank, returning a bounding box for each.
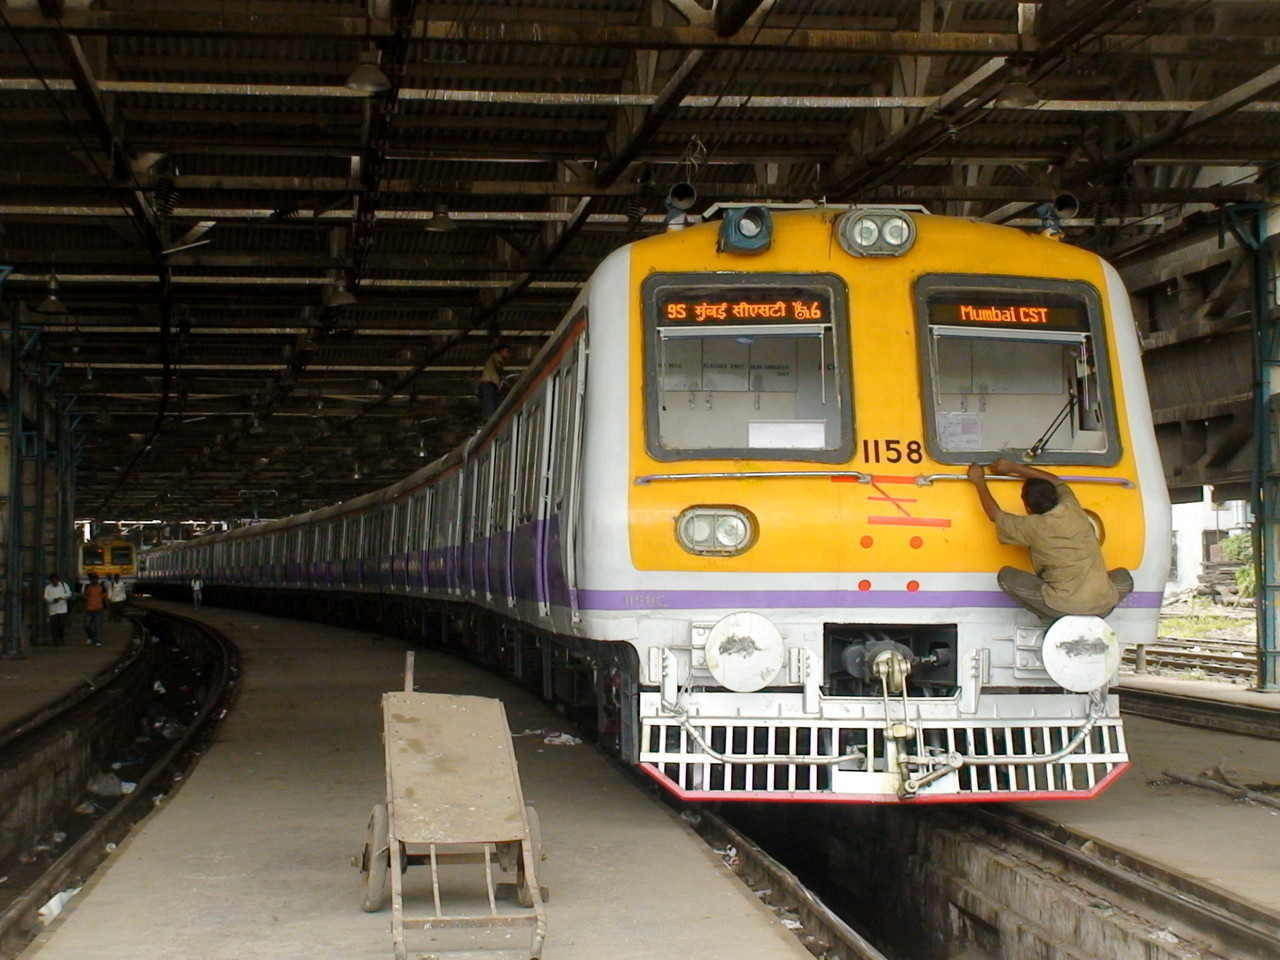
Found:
[383,692,525,845]
[402,915,538,929]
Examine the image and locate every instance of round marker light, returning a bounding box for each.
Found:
[852,217,879,247]
[738,214,763,237]
[882,216,911,246]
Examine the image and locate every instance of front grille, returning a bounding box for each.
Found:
[640,717,1127,798]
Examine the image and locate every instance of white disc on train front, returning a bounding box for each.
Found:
[704,612,786,693]
[1041,616,1120,692]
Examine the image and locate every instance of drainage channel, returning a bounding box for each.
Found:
[717,801,1280,960]
[0,609,237,958]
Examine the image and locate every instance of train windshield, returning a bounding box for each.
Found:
[82,545,104,565]
[918,277,1120,465]
[643,274,852,462]
[111,547,133,565]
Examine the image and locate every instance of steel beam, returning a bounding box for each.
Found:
[5,10,1280,61]
[822,0,1145,199]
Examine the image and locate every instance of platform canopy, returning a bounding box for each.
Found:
[1,0,1277,519]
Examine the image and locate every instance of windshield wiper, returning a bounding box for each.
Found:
[1026,389,1076,460]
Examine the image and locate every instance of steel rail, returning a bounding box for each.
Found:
[1118,687,1280,741]
[0,608,237,957]
[1121,649,1255,678]
[690,810,889,960]
[966,807,1280,959]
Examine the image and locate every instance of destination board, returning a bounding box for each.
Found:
[657,287,832,327]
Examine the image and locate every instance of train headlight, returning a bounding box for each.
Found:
[676,506,756,557]
[1084,509,1105,545]
[718,206,774,254]
[714,515,748,548]
[837,210,917,257]
[851,216,879,248]
[882,216,911,247]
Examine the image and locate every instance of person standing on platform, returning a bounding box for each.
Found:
[108,573,127,620]
[44,572,72,646]
[82,573,108,647]
[190,573,203,610]
[476,342,512,419]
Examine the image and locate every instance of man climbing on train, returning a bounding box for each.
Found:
[967,458,1132,620]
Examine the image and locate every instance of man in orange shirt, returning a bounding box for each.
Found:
[82,572,108,646]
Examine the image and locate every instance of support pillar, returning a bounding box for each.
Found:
[2,277,23,657]
[0,277,76,659]
[1243,205,1280,690]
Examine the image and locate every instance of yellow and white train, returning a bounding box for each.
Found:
[142,205,1169,803]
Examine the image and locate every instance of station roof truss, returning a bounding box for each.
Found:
[0,0,1278,520]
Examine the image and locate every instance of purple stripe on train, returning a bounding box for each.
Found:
[573,588,1164,611]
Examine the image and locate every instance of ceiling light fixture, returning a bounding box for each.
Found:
[346,61,390,94]
[425,202,456,233]
[324,283,357,308]
[35,273,68,316]
[996,67,1040,108]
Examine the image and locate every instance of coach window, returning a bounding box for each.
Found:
[643,274,852,463]
[916,276,1120,466]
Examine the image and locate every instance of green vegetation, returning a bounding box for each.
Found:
[1220,532,1256,598]
[1159,615,1249,638]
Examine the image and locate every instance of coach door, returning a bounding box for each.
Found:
[513,398,549,616]
[488,433,514,605]
[542,336,586,621]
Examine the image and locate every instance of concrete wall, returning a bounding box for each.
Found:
[724,805,1246,960]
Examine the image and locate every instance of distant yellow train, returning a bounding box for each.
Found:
[79,537,136,585]
[144,204,1170,803]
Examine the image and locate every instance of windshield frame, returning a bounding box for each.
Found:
[914,273,1122,467]
[642,272,853,463]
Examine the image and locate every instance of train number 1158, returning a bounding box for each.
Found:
[862,439,924,464]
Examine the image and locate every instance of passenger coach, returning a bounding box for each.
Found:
[144,205,1169,803]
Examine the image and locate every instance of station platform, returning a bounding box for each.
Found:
[1118,673,1280,710]
[19,602,812,960]
[1019,711,1280,914]
[0,614,135,731]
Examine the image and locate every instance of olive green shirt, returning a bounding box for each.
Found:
[994,481,1118,616]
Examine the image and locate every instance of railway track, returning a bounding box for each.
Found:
[0,609,237,958]
[1122,639,1256,680]
[969,807,1280,959]
[689,811,888,960]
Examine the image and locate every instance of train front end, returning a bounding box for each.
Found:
[597,206,1168,803]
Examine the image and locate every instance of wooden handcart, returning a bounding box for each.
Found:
[358,654,547,960]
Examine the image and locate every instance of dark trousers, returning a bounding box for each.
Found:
[998,566,1134,619]
[477,381,500,419]
[49,612,67,645]
[192,590,202,610]
[85,609,105,645]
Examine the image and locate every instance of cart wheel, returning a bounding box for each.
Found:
[360,802,390,912]
[516,804,543,908]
